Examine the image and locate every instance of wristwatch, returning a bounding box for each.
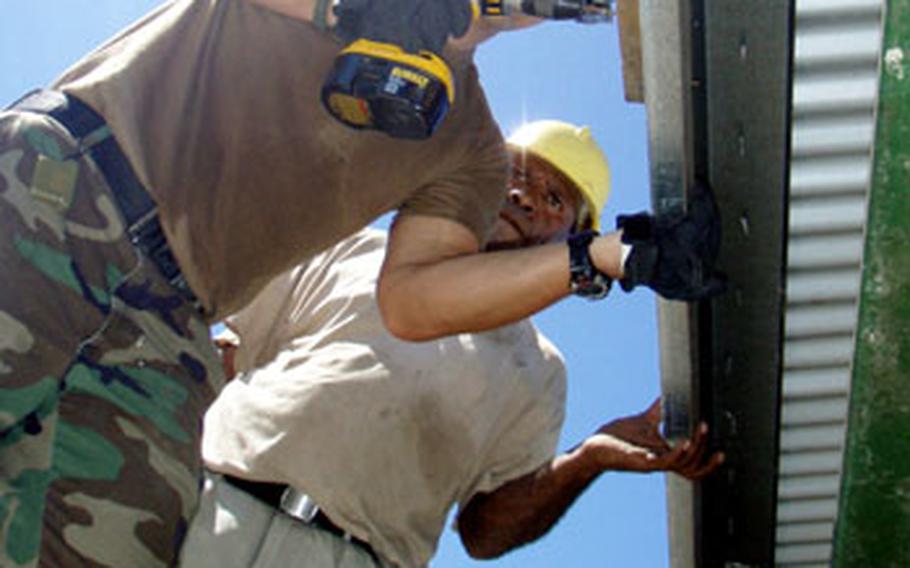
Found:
[567,230,612,300]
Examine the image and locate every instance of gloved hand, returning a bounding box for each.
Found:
[334,0,474,54]
[617,180,727,301]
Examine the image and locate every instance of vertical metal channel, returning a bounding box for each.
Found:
[777,0,883,565]
[639,0,716,568]
[638,2,699,567]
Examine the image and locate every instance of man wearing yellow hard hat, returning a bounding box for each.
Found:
[505,119,612,234]
[179,120,724,567]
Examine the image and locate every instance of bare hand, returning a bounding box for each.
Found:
[584,398,724,481]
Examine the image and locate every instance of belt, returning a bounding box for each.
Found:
[223,475,380,563]
[8,89,199,307]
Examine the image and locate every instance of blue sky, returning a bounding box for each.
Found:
[0,2,667,566]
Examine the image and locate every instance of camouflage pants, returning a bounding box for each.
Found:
[0,109,223,566]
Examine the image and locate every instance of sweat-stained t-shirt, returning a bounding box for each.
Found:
[52,0,508,320]
[203,228,567,567]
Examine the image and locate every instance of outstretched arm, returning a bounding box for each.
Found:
[245,0,474,52]
[377,215,625,341]
[378,179,725,341]
[456,399,724,559]
[245,0,329,23]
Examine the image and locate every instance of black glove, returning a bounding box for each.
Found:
[334,0,474,54]
[617,180,727,301]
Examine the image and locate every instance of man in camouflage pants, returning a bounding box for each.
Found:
[0,0,493,563]
[0,100,223,566]
[0,1,482,564]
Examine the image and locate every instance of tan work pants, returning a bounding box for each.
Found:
[180,474,387,568]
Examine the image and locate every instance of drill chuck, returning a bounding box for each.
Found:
[481,0,613,22]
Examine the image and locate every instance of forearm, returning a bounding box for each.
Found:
[458,400,726,558]
[458,444,603,559]
[245,0,335,24]
[378,217,625,341]
[379,242,570,340]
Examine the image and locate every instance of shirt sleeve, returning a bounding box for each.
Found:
[396,67,509,245]
[226,229,391,372]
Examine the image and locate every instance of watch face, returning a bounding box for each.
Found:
[572,274,612,299]
[567,231,611,300]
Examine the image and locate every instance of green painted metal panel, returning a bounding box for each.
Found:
[834,1,910,565]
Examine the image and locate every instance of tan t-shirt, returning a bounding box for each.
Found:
[53,0,507,319]
[203,229,567,567]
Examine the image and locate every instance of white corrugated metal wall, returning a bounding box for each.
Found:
[776,0,884,565]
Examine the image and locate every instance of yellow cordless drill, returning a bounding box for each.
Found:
[321,0,614,140]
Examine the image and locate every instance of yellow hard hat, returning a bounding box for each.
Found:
[507,120,611,231]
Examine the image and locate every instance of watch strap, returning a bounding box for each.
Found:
[567,230,612,300]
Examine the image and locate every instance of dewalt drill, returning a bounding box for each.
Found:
[321,0,615,140]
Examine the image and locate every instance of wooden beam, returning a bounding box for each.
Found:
[617,0,644,103]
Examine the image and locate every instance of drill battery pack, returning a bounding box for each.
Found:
[321,39,455,140]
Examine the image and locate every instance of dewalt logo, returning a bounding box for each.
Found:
[391,67,430,89]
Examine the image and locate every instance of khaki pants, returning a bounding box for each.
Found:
[180,474,386,568]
